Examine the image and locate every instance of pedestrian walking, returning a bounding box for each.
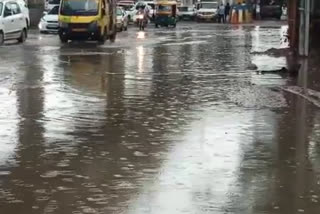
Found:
[218,3,225,23]
[225,3,231,23]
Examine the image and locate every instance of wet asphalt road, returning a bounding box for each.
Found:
[1,22,320,214]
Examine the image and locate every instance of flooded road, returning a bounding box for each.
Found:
[1,23,320,214]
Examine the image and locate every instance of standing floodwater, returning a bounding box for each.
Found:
[1,23,320,214]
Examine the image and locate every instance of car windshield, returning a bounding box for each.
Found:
[158,5,171,12]
[116,8,122,16]
[0,3,2,15]
[49,0,60,4]
[178,7,188,12]
[201,3,218,9]
[49,6,59,14]
[60,0,99,16]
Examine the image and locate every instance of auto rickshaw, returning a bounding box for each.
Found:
[154,1,177,28]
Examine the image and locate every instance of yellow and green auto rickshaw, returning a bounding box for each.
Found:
[154,1,177,28]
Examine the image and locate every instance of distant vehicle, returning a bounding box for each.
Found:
[178,6,196,20]
[116,7,128,31]
[38,5,59,33]
[196,1,218,22]
[58,0,117,43]
[44,0,60,11]
[14,0,30,28]
[154,0,177,28]
[0,0,28,45]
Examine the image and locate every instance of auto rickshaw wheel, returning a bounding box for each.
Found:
[155,24,159,28]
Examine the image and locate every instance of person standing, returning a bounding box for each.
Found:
[218,3,225,23]
[225,3,231,23]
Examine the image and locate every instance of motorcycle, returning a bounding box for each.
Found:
[137,14,145,31]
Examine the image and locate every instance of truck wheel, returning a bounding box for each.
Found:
[0,32,4,46]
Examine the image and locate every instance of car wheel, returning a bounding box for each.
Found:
[18,29,27,43]
[0,32,4,46]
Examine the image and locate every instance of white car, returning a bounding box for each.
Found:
[178,6,196,20]
[196,2,218,22]
[116,7,128,31]
[44,0,60,11]
[14,0,29,27]
[0,0,28,45]
[38,5,59,33]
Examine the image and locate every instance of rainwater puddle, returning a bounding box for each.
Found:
[2,23,319,214]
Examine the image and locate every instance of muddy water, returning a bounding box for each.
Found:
[1,24,320,214]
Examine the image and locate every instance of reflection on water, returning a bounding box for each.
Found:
[137,46,144,73]
[1,24,320,214]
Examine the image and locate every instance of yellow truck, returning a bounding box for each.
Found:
[58,0,117,43]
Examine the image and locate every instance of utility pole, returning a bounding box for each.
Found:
[299,0,311,56]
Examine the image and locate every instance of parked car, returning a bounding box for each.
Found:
[116,7,128,31]
[0,0,28,45]
[38,5,59,33]
[44,0,60,11]
[15,0,30,28]
[178,6,196,20]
